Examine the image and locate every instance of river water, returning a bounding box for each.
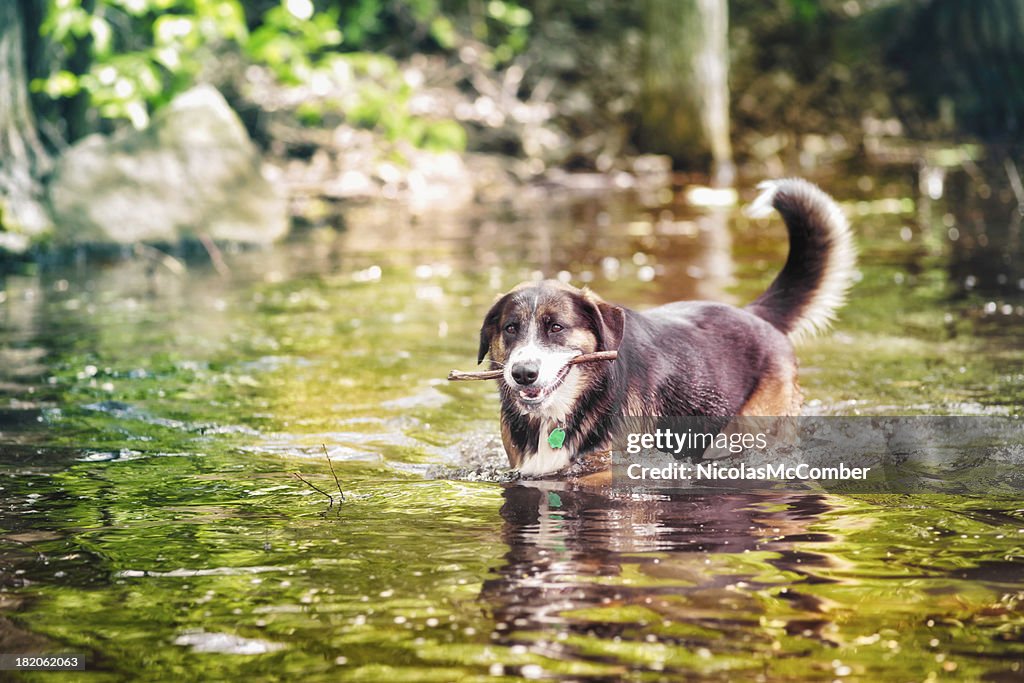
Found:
[1,167,1022,680]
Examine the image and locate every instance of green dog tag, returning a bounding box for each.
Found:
[547,427,567,449]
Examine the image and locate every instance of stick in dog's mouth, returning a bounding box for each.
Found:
[446,351,618,382]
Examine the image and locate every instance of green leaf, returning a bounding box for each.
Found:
[32,71,81,98]
[421,120,466,152]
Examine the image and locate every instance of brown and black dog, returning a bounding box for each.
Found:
[476,178,856,477]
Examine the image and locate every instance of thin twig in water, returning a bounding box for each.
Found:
[322,444,346,502]
[292,472,334,509]
[1005,158,1024,210]
[133,243,186,275]
[198,233,230,279]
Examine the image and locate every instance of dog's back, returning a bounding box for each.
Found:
[614,301,797,417]
[618,178,858,420]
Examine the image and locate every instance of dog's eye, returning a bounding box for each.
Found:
[504,323,518,335]
[549,323,563,333]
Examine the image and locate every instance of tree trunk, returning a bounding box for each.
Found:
[637,0,734,186]
[0,1,52,245]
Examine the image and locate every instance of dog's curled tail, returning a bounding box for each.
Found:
[745,178,857,344]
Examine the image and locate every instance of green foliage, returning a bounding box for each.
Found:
[785,0,821,23]
[32,0,501,153]
[332,0,532,65]
[246,3,342,84]
[731,0,1024,145]
[38,0,249,127]
[421,118,466,152]
[479,0,532,64]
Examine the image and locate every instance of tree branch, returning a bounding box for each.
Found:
[447,350,618,382]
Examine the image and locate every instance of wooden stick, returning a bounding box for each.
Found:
[322,444,346,502]
[292,472,334,508]
[447,350,618,382]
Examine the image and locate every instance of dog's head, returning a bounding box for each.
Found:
[477,280,625,415]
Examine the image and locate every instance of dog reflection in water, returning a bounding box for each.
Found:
[477,483,839,674]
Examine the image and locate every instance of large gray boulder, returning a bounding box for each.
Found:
[48,85,288,245]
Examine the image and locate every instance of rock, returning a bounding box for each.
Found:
[47,85,288,245]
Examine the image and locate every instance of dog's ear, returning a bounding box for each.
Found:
[477,294,510,364]
[582,290,625,352]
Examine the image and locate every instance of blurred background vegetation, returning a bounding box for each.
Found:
[1,0,1023,247]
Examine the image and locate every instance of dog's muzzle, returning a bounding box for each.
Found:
[511,363,571,405]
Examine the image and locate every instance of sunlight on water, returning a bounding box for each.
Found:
[1,169,1022,679]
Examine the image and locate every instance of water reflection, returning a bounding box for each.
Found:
[946,153,1024,296]
[481,483,841,675]
[1,166,1023,678]
[320,188,741,306]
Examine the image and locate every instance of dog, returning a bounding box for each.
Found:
[476,178,856,477]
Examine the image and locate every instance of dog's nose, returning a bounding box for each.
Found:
[511,361,539,386]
